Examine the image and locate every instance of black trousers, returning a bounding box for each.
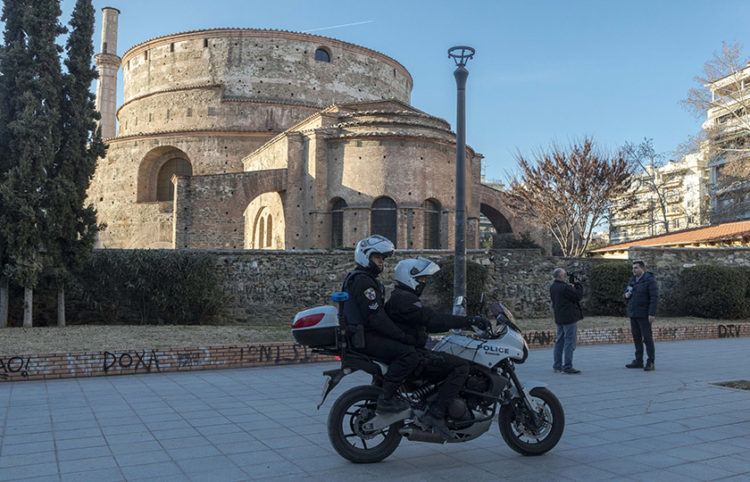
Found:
[360,332,419,385]
[418,351,470,414]
[630,317,655,362]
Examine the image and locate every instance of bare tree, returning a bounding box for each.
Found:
[505,138,633,257]
[621,138,670,234]
[682,41,750,219]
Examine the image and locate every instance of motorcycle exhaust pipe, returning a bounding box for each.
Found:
[399,427,446,444]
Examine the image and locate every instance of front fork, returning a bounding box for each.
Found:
[502,362,545,428]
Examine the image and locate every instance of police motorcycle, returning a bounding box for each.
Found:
[292,295,565,463]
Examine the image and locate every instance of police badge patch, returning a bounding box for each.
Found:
[364,288,377,301]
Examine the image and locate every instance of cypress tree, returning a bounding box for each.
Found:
[46,0,106,326]
[0,0,33,328]
[0,0,65,327]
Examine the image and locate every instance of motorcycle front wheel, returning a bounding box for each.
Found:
[327,385,402,463]
[498,387,564,456]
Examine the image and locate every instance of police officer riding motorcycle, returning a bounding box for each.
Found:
[386,257,488,438]
[342,235,420,414]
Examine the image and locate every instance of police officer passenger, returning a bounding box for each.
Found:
[342,235,419,414]
[386,257,488,438]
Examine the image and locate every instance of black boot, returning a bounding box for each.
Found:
[376,382,409,413]
[419,405,454,440]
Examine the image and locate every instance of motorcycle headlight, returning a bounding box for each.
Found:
[518,338,529,364]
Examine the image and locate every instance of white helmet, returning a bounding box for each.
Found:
[354,235,395,270]
[394,257,440,291]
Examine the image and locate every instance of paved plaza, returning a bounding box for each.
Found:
[1,337,749,481]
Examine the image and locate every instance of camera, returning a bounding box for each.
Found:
[568,271,587,284]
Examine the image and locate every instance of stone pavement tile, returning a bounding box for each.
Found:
[113,448,172,467]
[104,431,157,445]
[0,462,59,481]
[165,444,221,461]
[60,467,125,482]
[151,427,201,440]
[260,434,314,450]
[277,441,333,459]
[54,427,102,441]
[187,466,249,482]
[629,468,702,482]
[107,440,163,456]
[237,419,284,432]
[0,451,57,468]
[240,460,305,479]
[4,422,52,435]
[697,440,748,456]
[101,423,148,436]
[0,431,53,446]
[203,430,255,445]
[58,455,119,474]
[1,439,55,456]
[665,461,738,481]
[587,456,656,476]
[55,435,107,451]
[228,448,286,467]
[58,445,112,462]
[119,461,186,480]
[174,454,239,475]
[701,454,750,475]
[143,419,193,431]
[188,416,231,428]
[660,444,725,462]
[213,439,268,455]
[196,423,242,436]
[159,435,210,450]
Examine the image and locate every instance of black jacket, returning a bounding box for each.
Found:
[624,272,658,318]
[343,267,412,344]
[549,279,583,325]
[385,284,469,348]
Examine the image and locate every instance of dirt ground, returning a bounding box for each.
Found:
[0,316,735,356]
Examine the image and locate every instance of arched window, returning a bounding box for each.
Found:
[424,199,441,249]
[258,217,265,249]
[371,197,397,247]
[156,158,192,201]
[331,198,347,248]
[266,214,273,247]
[315,47,331,62]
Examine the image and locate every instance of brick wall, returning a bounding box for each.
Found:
[2,322,748,382]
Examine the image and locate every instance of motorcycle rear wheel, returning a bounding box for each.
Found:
[498,387,564,456]
[327,385,403,463]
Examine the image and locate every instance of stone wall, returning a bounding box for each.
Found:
[207,247,750,322]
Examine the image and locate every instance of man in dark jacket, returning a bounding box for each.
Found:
[550,267,583,374]
[343,235,420,413]
[385,257,487,439]
[624,260,658,371]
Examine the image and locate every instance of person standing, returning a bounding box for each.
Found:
[550,268,583,374]
[624,260,658,371]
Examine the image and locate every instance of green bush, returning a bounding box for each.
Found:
[491,231,543,252]
[430,257,488,315]
[587,261,631,316]
[671,265,750,319]
[70,250,225,325]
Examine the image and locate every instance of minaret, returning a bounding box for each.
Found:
[94,7,121,139]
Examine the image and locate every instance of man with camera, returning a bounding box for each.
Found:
[550,267,584,374]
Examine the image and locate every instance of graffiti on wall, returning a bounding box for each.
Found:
[523,331,554,346]
[718,324,742,338]
[240,343,313,364]
[0,357,31,380]
[103,350,160,373]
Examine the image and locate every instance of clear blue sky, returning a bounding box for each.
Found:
[27,1,750,180]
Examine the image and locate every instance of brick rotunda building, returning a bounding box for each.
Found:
[89,7,523,250]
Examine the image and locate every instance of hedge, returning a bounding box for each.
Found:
[668,265,750,319]
[586,261,632,316]
[430,256,488,315]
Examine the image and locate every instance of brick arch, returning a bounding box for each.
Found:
[137,146,191,202]
[478,184,517,234]
[174,169,288,249]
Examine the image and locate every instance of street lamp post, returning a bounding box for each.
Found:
[448,46,474,316]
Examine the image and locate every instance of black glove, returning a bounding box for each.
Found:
[466,316,489,331]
